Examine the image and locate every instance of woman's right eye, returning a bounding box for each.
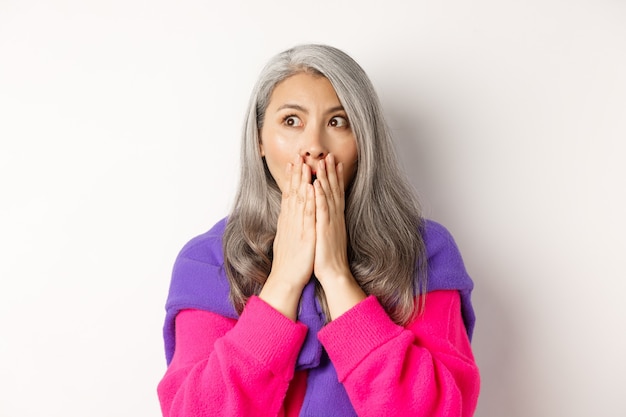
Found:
[283,115,303,127]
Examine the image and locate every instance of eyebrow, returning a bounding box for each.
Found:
[276,104,346,115]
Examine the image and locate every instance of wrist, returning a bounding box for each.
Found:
[259,274,307,321]
[319,273,367,320]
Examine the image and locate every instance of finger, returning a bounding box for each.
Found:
[304,183,316,231]
[317,156,340,218]
[316,158,334,207]
[336,162,345,212]
[280,162,294,212]
[288,155,304,211]
[301,161,312,189]
[291,154,303,194]
[283,161,293,194]
[296,163,312,209]
[325,154,342,202]
[314,179,329,223]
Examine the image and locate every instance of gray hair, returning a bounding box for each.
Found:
[224,44,426,324]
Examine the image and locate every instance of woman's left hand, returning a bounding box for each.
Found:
[313,154,366,319]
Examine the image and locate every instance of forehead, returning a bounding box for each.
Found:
[267,72,340,108]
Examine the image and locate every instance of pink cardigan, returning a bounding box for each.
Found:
[157,290,480,416]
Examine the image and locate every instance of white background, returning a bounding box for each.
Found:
[1,1,625,416]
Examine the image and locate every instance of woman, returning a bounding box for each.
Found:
[158,44,480,417]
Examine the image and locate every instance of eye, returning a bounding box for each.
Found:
[329,116,349,128]
[283,115,303,127]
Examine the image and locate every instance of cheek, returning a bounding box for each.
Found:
[340,142,358,185]
[260,140,293,191]
[262,141,293,172]
[260,127,295,161]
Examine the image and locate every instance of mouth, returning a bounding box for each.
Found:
[311,172,317,184]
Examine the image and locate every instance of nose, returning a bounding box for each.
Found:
[301,126,327,162]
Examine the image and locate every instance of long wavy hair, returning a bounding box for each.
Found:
[223,44,427,325]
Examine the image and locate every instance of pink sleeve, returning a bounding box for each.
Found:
[317,290,480,417]
[157,296,308,417]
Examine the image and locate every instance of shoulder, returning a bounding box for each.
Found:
[166,217,236,319]
[421,219,473,293]
[422,219,457,251]
[175,217,228,267]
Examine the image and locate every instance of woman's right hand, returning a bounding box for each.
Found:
[259,155,316,320]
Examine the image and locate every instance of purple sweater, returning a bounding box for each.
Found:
[162,218,475,416]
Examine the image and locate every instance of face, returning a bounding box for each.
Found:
[259,72,358,192]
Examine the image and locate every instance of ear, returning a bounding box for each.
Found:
[258,128,265,156]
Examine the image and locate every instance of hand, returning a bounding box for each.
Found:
[312,154,351,282]
[313,154,366,319]
[259,155,316,320]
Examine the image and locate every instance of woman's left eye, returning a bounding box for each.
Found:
[329,116,349,128]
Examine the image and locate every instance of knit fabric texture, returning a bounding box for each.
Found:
[162,218,475,416]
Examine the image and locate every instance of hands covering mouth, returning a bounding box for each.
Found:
[263,152,364,321]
